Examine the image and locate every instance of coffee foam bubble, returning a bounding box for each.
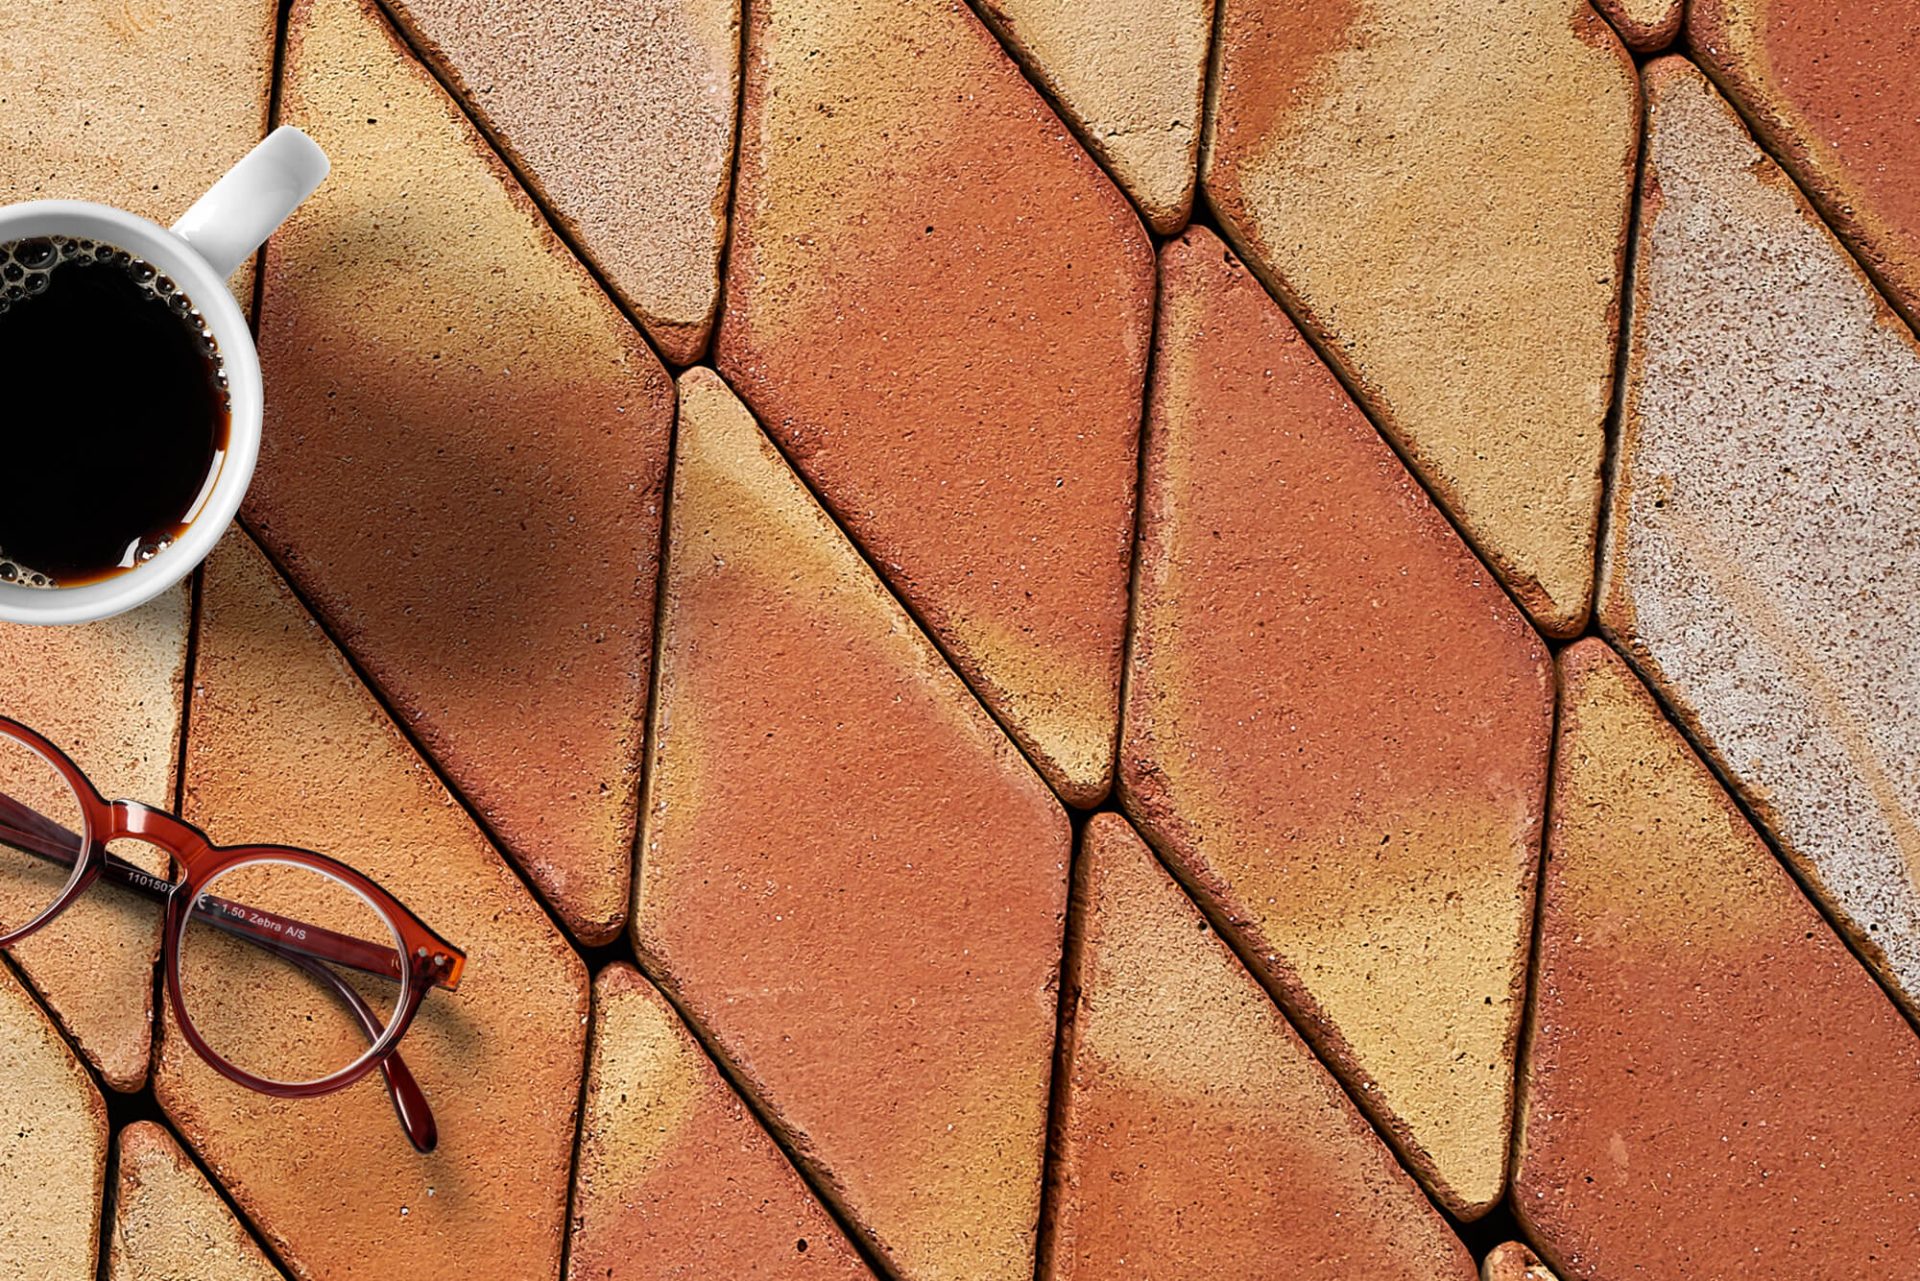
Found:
[0,236,229,589]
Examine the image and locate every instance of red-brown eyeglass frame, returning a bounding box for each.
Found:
[0,715,465,1152]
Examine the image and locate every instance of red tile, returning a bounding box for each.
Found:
[255,0,676,943]
[1514,640,1920,1278]
[568,964,875,1281]
[715,0,1155,806]
[162,533,588,1281]
[635,369,1069,1281]
[1692,0,1920,324]
[1120,228,1553,1218]
[1045,814,1475,1281]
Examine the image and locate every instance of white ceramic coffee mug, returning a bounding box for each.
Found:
[0,127,328,626]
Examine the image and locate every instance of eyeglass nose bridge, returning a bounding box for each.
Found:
[105,800,215,870]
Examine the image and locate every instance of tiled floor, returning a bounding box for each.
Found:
[1,0,1917,1278]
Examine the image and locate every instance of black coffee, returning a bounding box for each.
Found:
[0,236,229,588]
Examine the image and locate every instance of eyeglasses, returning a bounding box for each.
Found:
[0,715,464,1152]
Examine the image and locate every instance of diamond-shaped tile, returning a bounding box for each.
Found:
[160,532,588,1280]
[0,962,106,1281]
[254,0,676,944]
[109,1122,285,1281]
[1120,228,1553,1218]
[972,0,1213,231]
[635,369,1069,1281]
[0,0,276,301]
[568,964,875,1281]
[384,0,740,362]
[1045,814,1475,1280]
[0,592,187,1091]
[1515,640,1920,1277]
[716,0,1155,806]
[1691,0,1920,325]
[1201,0,1639,635]
[1598,58,1920,1018]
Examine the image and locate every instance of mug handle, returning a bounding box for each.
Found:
[171,126,330,279]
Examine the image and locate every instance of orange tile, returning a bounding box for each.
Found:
[972,0,1213,231]
[385,0,739,362]
[0,591,187,1090]
[1201,0,1638,635]
[161,533,588,1281]
[109,1122,285,1281]
[1598,58,1920,1020]
[0,0,276,303]
[635,369,1069,1281]
[715,0,1154,805]
[1045,814,1475,1281]
[1514,641,1920,1277]
[568,964,875,1281]
[1692,0,1920,324]
[1120,228,1552,1218]
[255,0,676,944]
[0,961,107,1281]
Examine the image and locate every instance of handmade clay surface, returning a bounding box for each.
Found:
[1600,58,1920,1018]
[635,369,1069,1281]
[1121,227,1553,1219]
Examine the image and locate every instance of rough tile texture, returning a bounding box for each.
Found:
[1598,58,1920,1017]
[1201,0,1638,635]
[973,0,1213,231]
[1592,0,1680,51]
[1482,1242,1558,1281]
[1692,0,1920,325]
[0,589,187,1091]
[385,0,740,362]
[716,0,1154,806]
[635,369,1069,1281]
[257,0,676,945]
[0,0,275,301]
[162,533,589,1281]
[1044,814,1476,1281]
[1119,228,1553,1219]
[109,1122,285,1281]
[1515,640,1920,1278]
[0,962,107,1281]
[568,964,875,1281]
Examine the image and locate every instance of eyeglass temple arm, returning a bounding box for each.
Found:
[0,794,455,987]
[0,797,438,1151]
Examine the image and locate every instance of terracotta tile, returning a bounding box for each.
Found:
[0,591,187,1091]
[634,369,1069,1281]
[1119,228,1552,1219]
[109,1122,285,1281]
[715,0,1154,806]
[0,0,275,301]
[973,0,1212,231]
[1481,1242,1558,1281]
[384,0,739,362]
[1590,0,1680,51]
[1045,814,1475,1281]
[1514,640,1920,1277]
[160,533,589,1281]
[568,964,875,1281]
[1200,0,1638,636]
[255,0,676,945]
[0,961,107,1281]
[1692,0,1920,324]
[1598,59,1920,1017]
